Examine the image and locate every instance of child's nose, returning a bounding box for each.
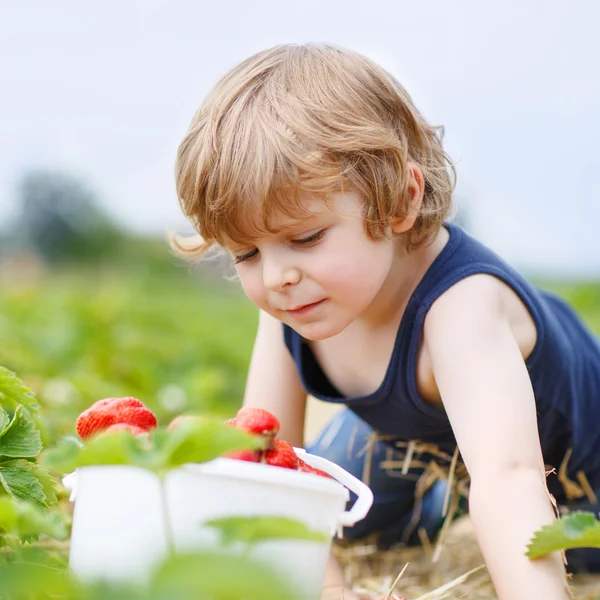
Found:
[262,256,301,291]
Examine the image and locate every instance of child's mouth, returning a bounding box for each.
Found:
[286,299,326,318]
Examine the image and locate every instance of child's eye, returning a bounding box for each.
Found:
[291,229,327,246]
[233,248,259,264]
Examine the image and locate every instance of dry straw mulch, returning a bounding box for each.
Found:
[333,515,600,599]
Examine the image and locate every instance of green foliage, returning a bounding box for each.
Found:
[43,419,266,476]
[0,400,57,509]
[0,405,42,457]
[0,496,68,544]
[206,515,328,546]
[527,511,600,559]
[148,551,298,600]
[0,550,299,600]
[0,366,38,413]
[0,259,256,442]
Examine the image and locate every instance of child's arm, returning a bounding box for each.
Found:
[243,310,308,447]
[243,312,365,597]
[424,274,571,599]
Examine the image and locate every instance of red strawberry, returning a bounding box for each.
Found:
[224,449,262,462]
[235,407,279,439]
[75,410,118,439]
[76,397,157,439]
[94,397,146,410]
[298,459,333,479]
[264,440,299,469]
[103,423,147,436]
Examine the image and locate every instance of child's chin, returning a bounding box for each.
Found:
[290,319,347,341]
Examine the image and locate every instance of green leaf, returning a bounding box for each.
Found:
[30,463,58,507]
[156,418,266,473]
[0,496,68,541]
[0,459,49,508]
[206,515,328,547]
[149,551,299,600]
[0,367,38,413]
[0,496,17,530]
[42,431,142,473]
[43,420,266,477]
[0,560,77,599]
[0,408,9,434]
[526,511,600,558]
[0,405,43,458]
[41,435,85,472]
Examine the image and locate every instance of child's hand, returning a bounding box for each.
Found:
[321,586,405,600]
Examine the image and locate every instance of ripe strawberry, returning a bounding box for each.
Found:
[235,407,279,439]
[103,423,147,436]
[94,397,146,410]
[264,440,299,469]
[75,410,118,439]
[224,449,262,462]
[76,397,157,439]
[298,459,333,479]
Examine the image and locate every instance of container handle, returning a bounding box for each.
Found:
[294,447,373,528]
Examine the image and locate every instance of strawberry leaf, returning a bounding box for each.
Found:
[0,496,17,530]
[0,367,38,413]
[156,418,266,473]
[42,432,142,473]
[0,406,43,458]
[0,409,9,435]
[0,560,77,598]
[205,515,328,547]
[29,463,58,507]
[0,460,50,508]
[43,420,266,476]
[0,497,68,541]
[526,511,600,558]
[150,551,298,600]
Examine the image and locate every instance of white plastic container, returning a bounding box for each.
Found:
[65,448,373,599]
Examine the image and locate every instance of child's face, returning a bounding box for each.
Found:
[225,191,401,340]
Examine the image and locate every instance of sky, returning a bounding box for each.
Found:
[1,0,599,277]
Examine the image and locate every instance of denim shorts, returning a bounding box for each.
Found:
[306,408,600,574]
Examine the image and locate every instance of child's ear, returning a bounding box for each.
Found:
[391,164,425,234]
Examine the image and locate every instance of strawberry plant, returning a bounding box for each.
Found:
[0,366,60,514]
[527,511,600,559]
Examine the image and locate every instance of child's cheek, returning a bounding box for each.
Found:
[238,275,265,309]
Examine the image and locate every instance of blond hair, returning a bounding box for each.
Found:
[171,43,455,258]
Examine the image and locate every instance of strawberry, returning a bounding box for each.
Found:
[234,407,279,439]
[75,410,117,439]
[264,440,298,469]
[76,397,157,439]
[94,397,146,410]
[103,423,147,436]
[224,449,262,462]
[298,458,333,479]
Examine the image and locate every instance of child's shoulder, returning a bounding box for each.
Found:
[421,223,539,359]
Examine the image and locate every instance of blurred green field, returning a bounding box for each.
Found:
[0,239,258,443]
[2,237,600,444]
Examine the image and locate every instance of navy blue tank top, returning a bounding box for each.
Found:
[284,222,600,494]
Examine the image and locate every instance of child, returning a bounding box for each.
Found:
[171,43,600,599]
